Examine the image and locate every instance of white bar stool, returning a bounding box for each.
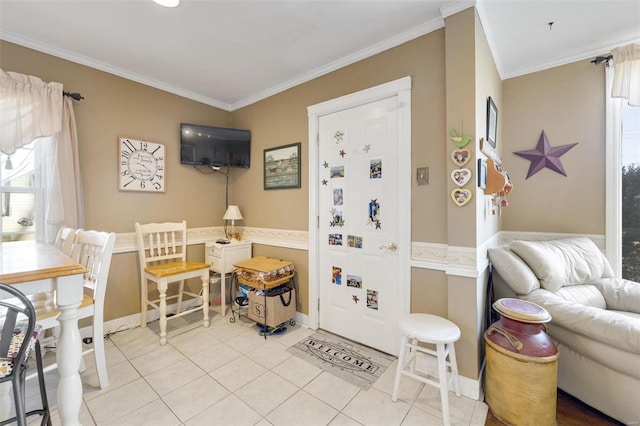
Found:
[392,313,461,426]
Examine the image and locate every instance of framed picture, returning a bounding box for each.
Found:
[486,96,498,148]
[478,158,487,189]
[264,142,301,190]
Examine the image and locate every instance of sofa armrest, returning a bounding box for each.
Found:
[593,278,640,314]
[524,289,640,354]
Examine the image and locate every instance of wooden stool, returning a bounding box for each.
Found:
[392,313,461,426]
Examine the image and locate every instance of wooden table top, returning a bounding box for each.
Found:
[0,240,87,285]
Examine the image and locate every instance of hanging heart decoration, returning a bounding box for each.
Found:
[450,148,471,167]
[451,188,473,206]
[451,168,472,187]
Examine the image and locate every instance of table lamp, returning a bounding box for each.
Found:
[223,205,243,240]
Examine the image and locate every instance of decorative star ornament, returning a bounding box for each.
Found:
[514,130,578,179]
[352,295,359,303]
[323,161,329,168]
[339,149,346,158]
[321,179,328,186]
[363,144,371,154]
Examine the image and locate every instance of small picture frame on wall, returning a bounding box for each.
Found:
[486,96,498,148]
[478,158,487,189]
[264,142,301,190]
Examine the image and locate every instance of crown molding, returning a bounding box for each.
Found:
[229,17,444,111]
[0,30,231,111]
[440,0,476,19]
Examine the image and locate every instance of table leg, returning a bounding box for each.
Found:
[56,302,83,426]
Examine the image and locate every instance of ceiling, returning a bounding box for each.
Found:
[1,1,639,111]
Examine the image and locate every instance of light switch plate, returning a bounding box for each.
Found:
[417,167,429,185]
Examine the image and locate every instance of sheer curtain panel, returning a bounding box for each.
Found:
[44,97,85,242]
[611,43,640,107]
[0,70,84,242]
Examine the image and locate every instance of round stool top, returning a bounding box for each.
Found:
[399,313,461,344]
[493,298,551,324]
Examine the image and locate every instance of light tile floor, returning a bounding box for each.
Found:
[22,310,488,426]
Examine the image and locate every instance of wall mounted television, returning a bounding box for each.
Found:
[180,123,251,168]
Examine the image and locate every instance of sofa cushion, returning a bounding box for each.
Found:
[510,237,610,292]
[488,247,540,295]
[555,284,606,309]
[594,278,640,313]
[524,288,640,354]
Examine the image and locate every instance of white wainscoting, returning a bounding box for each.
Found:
[115,226,603,278]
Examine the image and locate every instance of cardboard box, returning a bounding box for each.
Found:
[248,287,296,328]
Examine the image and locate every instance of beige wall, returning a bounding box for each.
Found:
[502,60,605,234]
[445,8,477,248]
[474,10,502,244]
[1,40,231,321]
[443,7,502,379]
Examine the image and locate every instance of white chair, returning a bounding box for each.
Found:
[31,230,116,389]
[392,313,461,426]
[135,221,210,345]
[53,226,80,256]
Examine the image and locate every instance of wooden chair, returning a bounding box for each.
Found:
[53,226,80,256]
[32,230,116,390]
[0,283,50,426]
[135,221,210,345]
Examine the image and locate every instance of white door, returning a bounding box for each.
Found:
[311,79,411,356]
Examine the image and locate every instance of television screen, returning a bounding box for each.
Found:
[180,123,250,168]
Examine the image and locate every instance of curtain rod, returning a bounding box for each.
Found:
[591,55,613,67]
[63,91,84,101]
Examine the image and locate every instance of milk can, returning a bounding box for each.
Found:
[484,298,558,426]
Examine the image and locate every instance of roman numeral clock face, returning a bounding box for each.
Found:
[119,138,165,192]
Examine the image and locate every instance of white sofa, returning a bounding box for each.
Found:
[488,237,640,424]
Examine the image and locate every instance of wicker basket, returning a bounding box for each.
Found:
[233,256,294,290]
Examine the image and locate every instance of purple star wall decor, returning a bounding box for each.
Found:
[514,130,578,179]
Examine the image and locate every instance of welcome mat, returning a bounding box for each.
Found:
[287,330,395,390]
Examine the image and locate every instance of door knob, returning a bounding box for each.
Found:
[379,242,398,252]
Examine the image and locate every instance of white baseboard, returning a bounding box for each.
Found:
[84,305,310,341]
[414,351,484,401]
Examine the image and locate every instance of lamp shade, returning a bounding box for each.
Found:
[223,205,243,221]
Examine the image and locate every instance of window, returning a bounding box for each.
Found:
[621,103,640,280]
[0,141,44,242]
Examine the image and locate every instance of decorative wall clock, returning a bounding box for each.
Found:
[119,137,165,192]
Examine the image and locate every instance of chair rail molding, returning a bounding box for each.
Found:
[113,226,309,254]
[114,227,604,277]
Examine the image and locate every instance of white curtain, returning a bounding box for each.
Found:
[0,70,84,242]
[611,43,640,106]
[0,70,63,155]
